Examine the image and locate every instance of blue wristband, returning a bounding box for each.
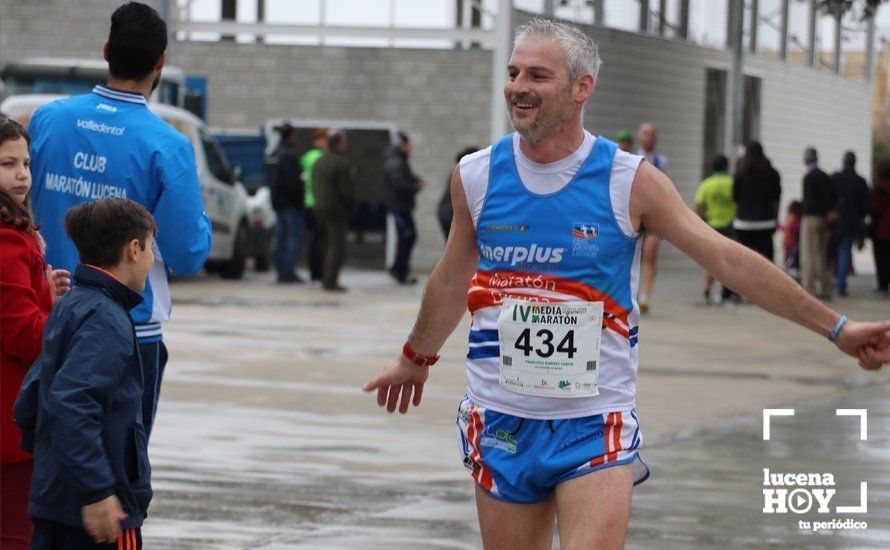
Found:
[828,315,847,343]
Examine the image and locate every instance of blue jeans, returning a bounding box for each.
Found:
[275,208,306,278]
[835,235,856,293]
[390,211,416,281]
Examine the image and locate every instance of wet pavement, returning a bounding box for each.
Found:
[143,255,889,549]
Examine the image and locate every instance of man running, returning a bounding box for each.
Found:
[365,19,889,550]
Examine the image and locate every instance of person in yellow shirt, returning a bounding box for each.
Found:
[695,154,736,303]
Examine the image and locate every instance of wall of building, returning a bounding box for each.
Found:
[172,40,492,270]
[1,1,874,270]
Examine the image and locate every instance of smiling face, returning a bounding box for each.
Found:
[0,137,31,206]
[505,38,581,144]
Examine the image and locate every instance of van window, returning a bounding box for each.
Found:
[200,129,232,184]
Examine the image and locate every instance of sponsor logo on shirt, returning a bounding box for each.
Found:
[572,222,599,239]
[572,221,600,258]
[76,119,125,136]
[479,244,564,266]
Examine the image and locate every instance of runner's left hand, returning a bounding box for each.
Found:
[834,321,890,370]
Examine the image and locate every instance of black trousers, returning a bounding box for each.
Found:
[736,228,775,263]
[390,211,417,281]
[304,208,325,282]
[321,217,348,288]
[875,238,890,291]
[31,519,141,550]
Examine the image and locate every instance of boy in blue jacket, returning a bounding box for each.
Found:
[15,198,156,549]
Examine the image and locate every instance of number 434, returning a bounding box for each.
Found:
[514,328,577,358]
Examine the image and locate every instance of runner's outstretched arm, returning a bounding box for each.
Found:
[363,166,479,413]
[630,162,890,370]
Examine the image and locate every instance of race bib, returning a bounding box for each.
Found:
[497,298,602,398]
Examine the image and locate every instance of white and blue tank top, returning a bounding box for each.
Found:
[460,131,644,419]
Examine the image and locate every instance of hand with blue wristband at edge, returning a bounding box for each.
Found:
[829,313,890,371]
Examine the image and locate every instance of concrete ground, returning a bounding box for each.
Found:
[143,252,889,549]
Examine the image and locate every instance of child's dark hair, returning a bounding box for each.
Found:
[65,198,157,267]
[787,200,802,217]
[107,2,168,80]
[0,117,36,231]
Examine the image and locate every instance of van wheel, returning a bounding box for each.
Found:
[220,221,249,280]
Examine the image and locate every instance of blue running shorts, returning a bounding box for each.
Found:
[456,396,650,504]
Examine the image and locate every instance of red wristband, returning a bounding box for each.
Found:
[402,341,439,367]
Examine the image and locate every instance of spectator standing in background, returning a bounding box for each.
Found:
[781,200,803,277]
[635,122,668,314]
[384,132,424,285]
[831,151,870,296]
[438,147,479,240]
[313,129,356,292]
[872,160,890,297]
[615,130,633,153]
[270,124,306,284]
[799,147,837,299]
[732,141,781,262]
[300,129,327,286]
[694,154,736,303]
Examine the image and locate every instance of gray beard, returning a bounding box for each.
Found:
[510,105,574,145]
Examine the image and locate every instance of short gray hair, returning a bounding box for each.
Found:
[514,18,601,82]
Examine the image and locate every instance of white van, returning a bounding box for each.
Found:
[1,95,252,279]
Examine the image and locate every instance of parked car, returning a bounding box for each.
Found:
[1,94,252,279]
[214,130,275,272]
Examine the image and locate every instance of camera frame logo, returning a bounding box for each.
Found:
[762,409,869,532]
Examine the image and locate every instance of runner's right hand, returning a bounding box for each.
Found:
[82,495,127,543]
[363,355,430,414]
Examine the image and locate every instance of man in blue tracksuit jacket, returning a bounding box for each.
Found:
[28,3,211,438]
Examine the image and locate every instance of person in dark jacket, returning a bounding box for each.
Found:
[800,147,837,298]
[384,132,425,284]
[269,124,306,283]
[14,199,156,548]
[732,141,782,261]
[313,129,356,292]
[872,160,890,297]
[831,151,871,296]
[438,146,479,240]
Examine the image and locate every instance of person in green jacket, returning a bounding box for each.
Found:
[312,129,356,292]
[300,128,327,284]
[695,154,737,303]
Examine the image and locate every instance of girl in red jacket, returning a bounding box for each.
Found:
[0,118,70,548]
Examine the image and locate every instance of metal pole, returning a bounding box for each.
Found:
[779,0,789,61]
[748,0,758,53]
[658,0,667,36]
[543,0,555,18]
[639,0,650,33]
[593,0,604,26]
[726,0,736,49]
[256,0,265,43]
[490,0,513,143]
[389,0,396,47]
[221,0,236,42]
[678,0,690,40]
[807,0,817,68]
[319,0,329,46]
[832,10,842,74]
[730,0,745,152]
[865,9,876,82]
